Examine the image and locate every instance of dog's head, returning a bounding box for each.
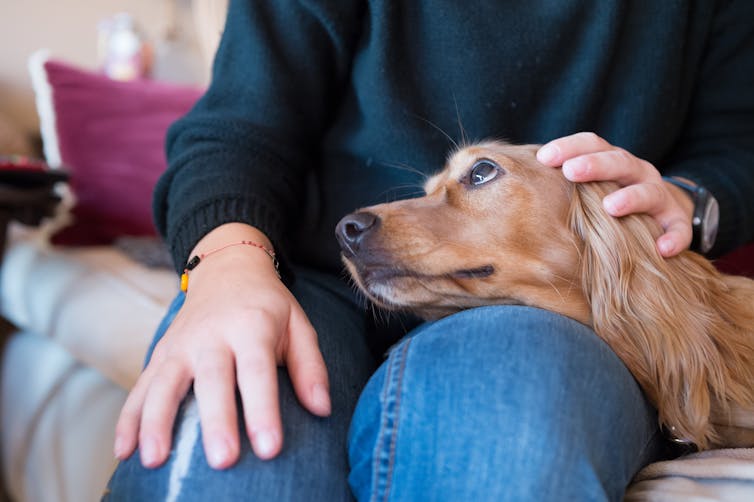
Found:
[335,141,590,322]
[336,140,754,449]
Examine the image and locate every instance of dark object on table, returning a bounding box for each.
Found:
[0,155,68,257]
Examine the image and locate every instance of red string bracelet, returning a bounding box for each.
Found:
[180,240,280,292]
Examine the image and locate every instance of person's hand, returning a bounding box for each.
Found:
[113,223,331,469]
[536,132,695,257]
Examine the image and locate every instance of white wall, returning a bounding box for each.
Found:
[0,0,207,133]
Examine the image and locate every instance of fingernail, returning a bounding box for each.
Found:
[659,239,674,255]
[603,196,618,214]
[208,436,230,468]
[563,159,588,180]
[312,383,331,415]
[140,436,159,467]
[253,430,277,459]
[537,144,559,164]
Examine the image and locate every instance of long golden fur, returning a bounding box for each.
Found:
[336,141,754,450]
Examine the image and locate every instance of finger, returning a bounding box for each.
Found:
[657,218,693,257]
[657,225,691,258]
[537,132,612,166]
[193,347,240,469]
[235,343,283,460]
[601,183,692,256]
[602,182,666,218]
[114,340,175,459]
[138,359,192,468]
[285,305,331,417]
[561,150,655,185]
[114,365,157,459]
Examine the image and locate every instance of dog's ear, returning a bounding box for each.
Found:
[568,181,754,449]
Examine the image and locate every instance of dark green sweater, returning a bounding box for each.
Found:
[159,0,754,277]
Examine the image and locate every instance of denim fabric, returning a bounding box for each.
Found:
[348,305,663,502]
[106,273,664,501]
[105,269,377,501]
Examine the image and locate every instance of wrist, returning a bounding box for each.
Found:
[181,223,280,292]
[190,222,273,258]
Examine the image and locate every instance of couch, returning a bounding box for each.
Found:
[1,2,753,501]
[1,226,176,501]
[0,2,226,501]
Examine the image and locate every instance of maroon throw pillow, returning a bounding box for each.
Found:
[30,56,203,245]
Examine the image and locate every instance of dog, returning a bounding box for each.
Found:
[335,140,754,450]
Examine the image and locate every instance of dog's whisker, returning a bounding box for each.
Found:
[452,95,470,149]
[550,271,579,303]
[409,112,460,151]
[543,277,566,304]
[374,183,427,203]
[379,160,431,182]
[371,302,394,328]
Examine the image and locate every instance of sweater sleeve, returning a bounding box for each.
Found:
[662,0,754,256]
[155,0,364,274]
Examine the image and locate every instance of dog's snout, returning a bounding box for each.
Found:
[336,211,380,256]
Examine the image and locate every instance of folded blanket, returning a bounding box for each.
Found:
[625,448,754,501]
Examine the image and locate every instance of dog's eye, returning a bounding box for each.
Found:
[467,159,501,186]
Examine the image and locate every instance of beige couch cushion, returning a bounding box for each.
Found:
[1,331,126,502]
[1,225,176,389]
[0,226,177,500]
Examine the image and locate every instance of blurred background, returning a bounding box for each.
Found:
[0,2,225,500]
[0,0,213,155]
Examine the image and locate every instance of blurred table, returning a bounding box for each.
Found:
[0,161,68,260]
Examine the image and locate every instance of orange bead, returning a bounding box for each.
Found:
[180,272,189,292]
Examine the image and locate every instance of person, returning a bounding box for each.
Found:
[104,1,754,500]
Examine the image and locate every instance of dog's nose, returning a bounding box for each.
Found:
[335,211,380,256]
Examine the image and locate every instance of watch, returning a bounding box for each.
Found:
[663,177,719,254]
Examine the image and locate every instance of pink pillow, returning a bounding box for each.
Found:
[30,55,203,245]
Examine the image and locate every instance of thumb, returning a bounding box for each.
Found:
[285,305,331,416]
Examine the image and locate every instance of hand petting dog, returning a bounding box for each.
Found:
[537,132,695,257]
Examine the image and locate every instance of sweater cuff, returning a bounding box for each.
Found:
[166,196,294,284]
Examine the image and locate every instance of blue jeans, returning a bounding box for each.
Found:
[105,269,665,501]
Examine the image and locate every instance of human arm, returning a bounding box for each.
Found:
[155,0,365,271]
[114,223,331,468]
[115,0,365,468]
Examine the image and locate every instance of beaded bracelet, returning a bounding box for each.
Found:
[180,240,280,292]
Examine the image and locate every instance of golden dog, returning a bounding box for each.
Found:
[335,141,754,450]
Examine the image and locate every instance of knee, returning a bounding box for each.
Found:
[389,305,626,420]
[348,306,657,501]
[354,305,624,444]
